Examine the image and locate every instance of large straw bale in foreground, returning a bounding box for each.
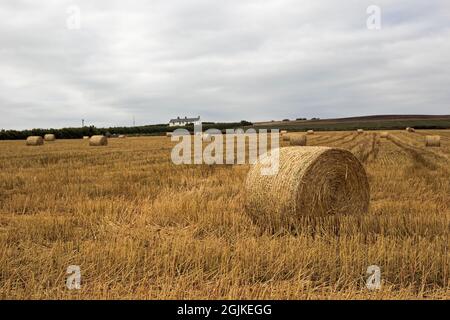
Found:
[245,147,370,231]
[89,135,108,146]
[425,135,440,147]
[26,136,44,146]
[290,135,307,146]
[44,134,56,141]
[282,134,290,142]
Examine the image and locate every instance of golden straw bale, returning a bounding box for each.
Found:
[282,134,290,142]
[357,129,364,134]
[290,135,307,146]
[425,135,440,147]
[245,146,370,232]
[406,127,415,132]
[83,136,89,139]
[380,132,389,138]
[118,135,126,139]
[307,130,314,135]
[89,135,108,146]
[26,136,44,146]
[44,134,56,141]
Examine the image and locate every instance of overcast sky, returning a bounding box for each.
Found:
[0,0,449,129]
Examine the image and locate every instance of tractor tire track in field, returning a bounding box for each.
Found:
[309,132,379,163]
[339,132,364,147]
[344,134,369,152]
[350,133,379,164]
[318,132,362,149]
[307,134,332,144]
[312,132,354,146]
[387,134,441,170]
[376,139,406,166]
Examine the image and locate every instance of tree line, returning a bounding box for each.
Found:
[0,121,253,140]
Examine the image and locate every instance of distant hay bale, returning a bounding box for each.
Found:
[406,127,415,132]
[357,129,364,134]
[307,130,314,135]
[290,135,307,146]
[245,147,370,232]
[166,132,173,137]
[280,130,288,135]
[44,134,56,141]
[83,136,89,139]
[380,132,389,138]
[26,136,44,146]
[118,135,126,139]
[89,135,108,146]
[425,135,440,147]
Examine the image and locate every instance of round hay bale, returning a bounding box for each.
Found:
[245,146,370,232]
[44,134,56,141]
[166,132,173,137]
[118,135,126,139]
[26,136,44,146]
[89,135,108,146]
[290,135,307,146]
[306,130,314,135]
[380,132,389,138]
[357,129,364,134]
[280,130,288,135]
[406,127,415,133]
[83,136,89,139]
[425,135,440,147]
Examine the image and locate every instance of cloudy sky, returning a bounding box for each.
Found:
[1,0,449,129]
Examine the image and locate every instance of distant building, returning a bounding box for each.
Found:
[169,116,201,127]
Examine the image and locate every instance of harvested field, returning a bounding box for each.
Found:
[0,129,448,299]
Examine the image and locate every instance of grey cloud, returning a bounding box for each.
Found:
[0,0,449,129]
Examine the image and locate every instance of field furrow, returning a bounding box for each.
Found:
[0,131,448,299]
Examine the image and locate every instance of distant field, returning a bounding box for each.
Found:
[254,115,450,131]
[0,130,448,299]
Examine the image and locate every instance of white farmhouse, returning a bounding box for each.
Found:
[169,116,201,127]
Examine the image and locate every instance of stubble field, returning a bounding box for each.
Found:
[0,130,448,299]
